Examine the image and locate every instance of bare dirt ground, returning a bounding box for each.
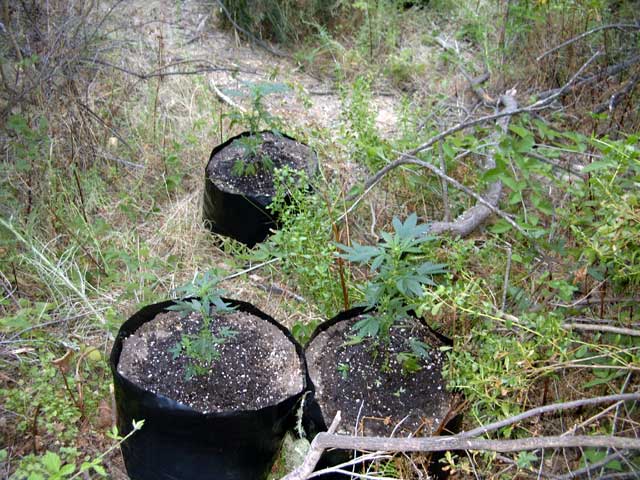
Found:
[111,0,400,135]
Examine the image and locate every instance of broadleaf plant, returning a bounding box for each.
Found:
[167,270,237,380]
[338,213,446,371]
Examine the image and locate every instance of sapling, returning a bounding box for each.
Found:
[224,81,289,177]
[338,213,447,372]
[167,270,237,380]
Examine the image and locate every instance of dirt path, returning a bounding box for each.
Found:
[110,0,400,139]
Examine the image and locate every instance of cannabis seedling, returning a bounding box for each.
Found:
[167,271,237,380]
[224,81,289,177]
[338,213,446,372]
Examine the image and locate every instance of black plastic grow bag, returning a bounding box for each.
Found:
[202,131,317,247]
[109,298,308,480]
[303,307,460,480]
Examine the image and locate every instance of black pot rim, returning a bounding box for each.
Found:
[303,307,459,439]
[109,297,309,418]
[306,306,453,348]
[206,130,318,197]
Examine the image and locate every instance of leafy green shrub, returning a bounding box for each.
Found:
[570,135,640,286]
[338,76,390,172]
[445,307,573,432]
[254,168,349,319]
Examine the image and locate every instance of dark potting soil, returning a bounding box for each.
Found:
[206,132,316,197]
[306,316,451,437]
[117,310,303,413]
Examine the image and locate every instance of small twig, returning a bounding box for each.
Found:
[222,258,281,281]
[562,323,640,337]
[594,73,640,114]
[75,101,136,153]
[523,150,586,179]
[31,403,41,453]
[86,57,251,80]
[256,283,306,303]
[537,54,640,101]
[537,23,640,61]
[385,153,529,239]
[552,296,640,308]
[562,402,622,437]
[529,51,602,109]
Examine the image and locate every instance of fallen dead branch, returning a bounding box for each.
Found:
[348,53,601,240]
[315,433,640,454]
[282,393,640,480]
[562,323,640,338]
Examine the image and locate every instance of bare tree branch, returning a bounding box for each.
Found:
[280,395,640,479]
[563,323,640,338]
[594,73,640,114]
[537,23,640,61]
[349,52,602,240]
[537,54,640,102]
[459,393,640,439]
[314,433,640,454]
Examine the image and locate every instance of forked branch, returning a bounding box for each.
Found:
[280,393,640,480]
[349,52,601,240]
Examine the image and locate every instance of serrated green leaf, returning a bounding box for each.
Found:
[352,315,380,338]
[581,160,615,173]
[501,175,520,191]
[59,464,75,476]
[42,452,62,473]
[490,219,512,234]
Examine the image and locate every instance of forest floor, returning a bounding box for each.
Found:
[1,0,639,479]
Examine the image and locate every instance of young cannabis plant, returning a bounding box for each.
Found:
[225,81,289,177]
[338,214,446,369]
[168,271,237,380]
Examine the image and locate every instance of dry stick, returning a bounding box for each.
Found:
[314,433,640,454]
[594,73,640,114]
[308,452,395,480]
[438,142,451,222]
[537,23,640,61]
[75,101,136,153]
[281,395,640,480]
[86,58,250,80]
[222,258,281,281]
[459,393,640,439]
[556,451,630,480]
[552,296,640,308]
[562,323,640,338]
[501,245,512,311]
